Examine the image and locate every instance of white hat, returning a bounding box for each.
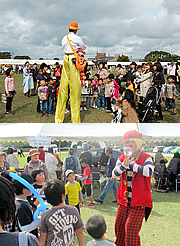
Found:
[65,169,74,177]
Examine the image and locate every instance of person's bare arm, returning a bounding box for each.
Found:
[75,228,84,246]
[39,232,47,246]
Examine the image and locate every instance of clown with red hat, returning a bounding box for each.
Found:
[55,21,86,123]
[112,130,153,246]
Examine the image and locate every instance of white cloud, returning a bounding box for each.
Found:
[0,0,179,59]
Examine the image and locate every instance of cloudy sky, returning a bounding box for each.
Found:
[0,0,180,60]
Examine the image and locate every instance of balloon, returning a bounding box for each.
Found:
[9,172,49,220]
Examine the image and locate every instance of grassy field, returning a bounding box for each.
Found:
[15,153,180,245]
[1,73,180,123]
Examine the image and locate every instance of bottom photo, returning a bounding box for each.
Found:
[0,123,179,246]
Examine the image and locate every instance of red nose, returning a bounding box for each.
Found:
[129,144,132,148]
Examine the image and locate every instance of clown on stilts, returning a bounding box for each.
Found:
[55,21,86,123]
[112,130,153,246]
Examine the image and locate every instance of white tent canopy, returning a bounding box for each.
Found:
[0,123,180,142]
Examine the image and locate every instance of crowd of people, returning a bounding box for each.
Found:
[0,130,180,245]
[3,59,180,122]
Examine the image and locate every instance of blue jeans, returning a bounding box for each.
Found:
[86,97,93,108]
[40,99,48,114]
[49,98,55,114]
[97,96,105,109]
[99,177,118,201]
[112,98,117,105]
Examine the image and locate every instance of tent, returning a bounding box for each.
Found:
[0,123,180,142]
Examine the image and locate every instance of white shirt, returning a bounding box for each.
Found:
[45,153,58,172]
[61,32,86,54]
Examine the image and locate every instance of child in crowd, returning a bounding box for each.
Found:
[79,157,95,207]
[105,74,114,113]
[122,89,139,123]
[12,173,42,237]
[86,78,94,109]
[28,169,46,211]
[163,75,178,115]
[47,77,56,115]
[4,68,16,116]
[91,162,100,189]
[65,169,83,214]
[97,78,105,110]
[127,77,135,93]
[39,179,84,246]
[80,75,88,111]
[92,74,99,108]
[38,80,49,117]
[135,65,143,96]
[86,214,116,246]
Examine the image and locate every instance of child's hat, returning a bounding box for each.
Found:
[65,169,74,177]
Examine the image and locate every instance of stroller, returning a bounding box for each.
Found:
[136,86,160,123]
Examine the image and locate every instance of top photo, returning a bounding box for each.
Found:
[0,0,180,123]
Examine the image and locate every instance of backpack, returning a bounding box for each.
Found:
[65,156,76,173]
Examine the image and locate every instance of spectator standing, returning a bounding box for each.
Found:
[39,146,45,163]
[6,148,19,170]
[95,147,118,204]
[154,147,164,165]
[45,148,58,180]
[166,153,180,191]
[32,63,38,95]
[63,148,81,178]
[79,142,92,170]
[24,149,48,181]
[4,68,17,116]
[0,152,10,173]
[23,61,34,98]
[98,62,108,86]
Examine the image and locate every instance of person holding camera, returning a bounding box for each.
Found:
[55,21,86,123]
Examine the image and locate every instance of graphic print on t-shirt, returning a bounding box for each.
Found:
[49,208,78,246]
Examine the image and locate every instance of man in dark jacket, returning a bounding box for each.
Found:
[166,152,180,191]
[95,147,118,204]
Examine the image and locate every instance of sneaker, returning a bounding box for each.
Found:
[10,111,15,115]
[170,112,177,115]
[84,107,87,111]
[86,203,95,207]
[80,107,82,111]
[110,113,115,116]
[45,113,49,117]
[65,109,69,114]
[102,108,105,110]
[6,112,13,116]
[95,199,103,204]
[40,113,43,117]
[93,104,96,108]
[97,107,100,110]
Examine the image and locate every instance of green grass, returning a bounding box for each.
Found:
[80,187,180,246]
[1,73,180,123]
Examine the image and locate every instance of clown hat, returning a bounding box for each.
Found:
[68,21,80,30]
[122,130,142,143]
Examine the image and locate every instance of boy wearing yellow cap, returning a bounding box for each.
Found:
[55,21,86,123]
